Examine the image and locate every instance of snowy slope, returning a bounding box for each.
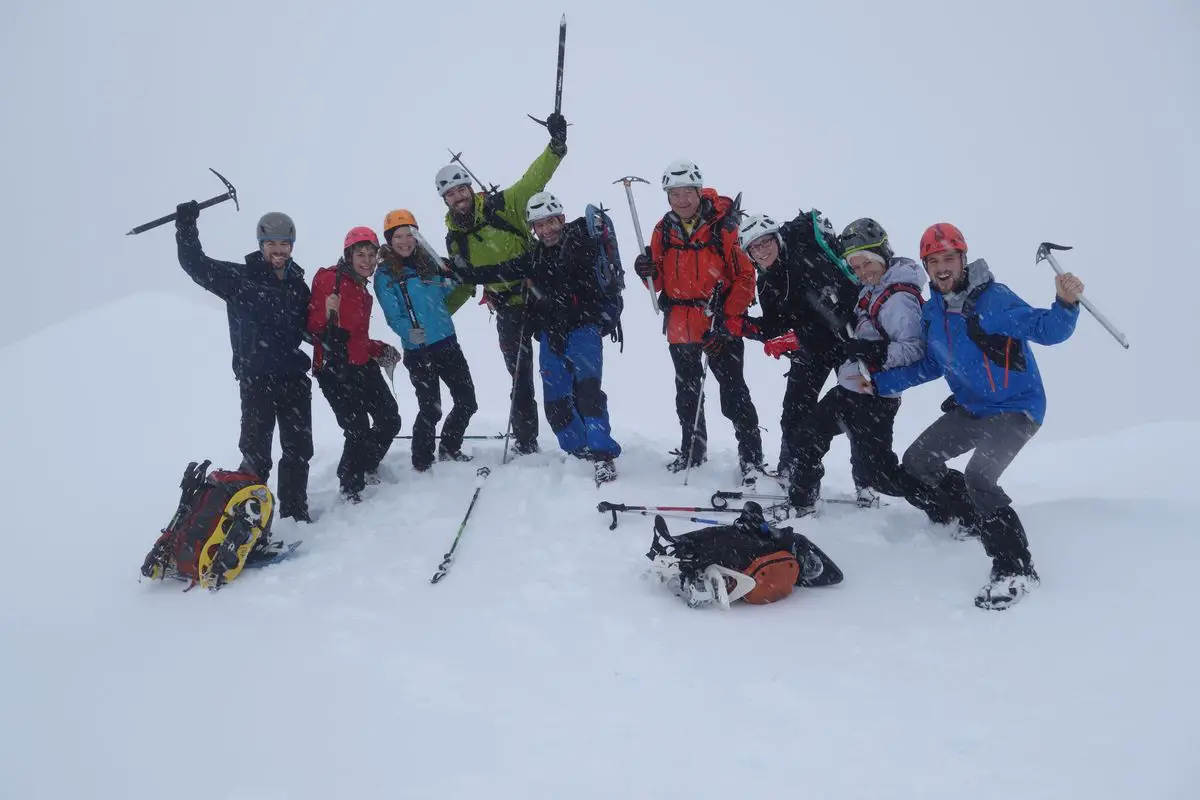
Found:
[1,292,1197,799]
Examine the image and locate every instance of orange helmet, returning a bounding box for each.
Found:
[919,223,967,261]
[384,209,418,235]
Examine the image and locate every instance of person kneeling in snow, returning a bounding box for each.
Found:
[646,502,843,609]
[447,191,621,484]
[863,223,1083,610]
[375,209,478,473]
[308,227,403,504]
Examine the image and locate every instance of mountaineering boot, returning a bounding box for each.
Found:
[739,458,773,489]
[438,447,474,463]
[512,440,541,457]
[974,505,1039,610]
[855,486,880,508]
[666,448,706,474]
[594,459,617,485]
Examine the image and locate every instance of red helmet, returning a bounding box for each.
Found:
[343,226,379,251]
[919,223,967,261]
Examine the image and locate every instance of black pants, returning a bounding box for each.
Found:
[404,342,479,469]
[238,374,313,516]
[778,346,842,472]
[496,305,539,450]
[669,341,762,464]
[317,363,402,494]
[787,386,945,517]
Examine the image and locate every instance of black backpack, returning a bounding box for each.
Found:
[583,204,626,349]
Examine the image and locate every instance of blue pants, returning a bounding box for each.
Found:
[538,326,621,460]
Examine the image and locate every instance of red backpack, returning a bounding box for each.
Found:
[141,460,274,591]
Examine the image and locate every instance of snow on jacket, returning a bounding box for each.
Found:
[837,257,927,396]
[176,218,311,381]
[307,263,387,372]
[443,144,564,313]
[375,248,459,352]
[647,188,757,344]
[872,259,1079,424]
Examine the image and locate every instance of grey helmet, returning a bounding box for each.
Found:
[256,212,296,243]
[839,218,893,263]
[435,164,473,197]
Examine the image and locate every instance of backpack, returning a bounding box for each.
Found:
[140,460,274,591]
[857,282,925,340]
[584,203,626,350]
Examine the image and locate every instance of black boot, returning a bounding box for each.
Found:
[974,505,1039,610]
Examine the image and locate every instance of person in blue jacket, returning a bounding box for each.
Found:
[375,209,478,472]
[175,203,313,523]
[864,222,1084,611]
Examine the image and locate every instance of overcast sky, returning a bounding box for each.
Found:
[2,0,1196,434]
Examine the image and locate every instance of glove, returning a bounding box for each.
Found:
[940,394,959,413]
[546,112,567,155]
[633,248,657,281]
[408,327,427,346]
[739,316,767,342]
[724,316,759,340]
[445,255,473,282]
[843,339,889,371]
[701,324,733,355]
[763,331,801,359]
[175,200,200,226]
[376,343,401,371]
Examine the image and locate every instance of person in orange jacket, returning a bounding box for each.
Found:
[633,160,766,483]
[307,227,402,503]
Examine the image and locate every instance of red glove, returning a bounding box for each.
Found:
[724,316,759,339]
[763,331,801,359]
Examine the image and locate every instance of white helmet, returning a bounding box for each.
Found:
[662,159,703,191]
[738,213,781,253]
[435,164,472,197]
[525,191,565,224]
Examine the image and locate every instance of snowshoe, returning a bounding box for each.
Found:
[594,459,617,486]
[438,447,474,463]
[245,539,302,567]
[974,568,1039,610]
[666,448,706,473]
[791,533,844,587]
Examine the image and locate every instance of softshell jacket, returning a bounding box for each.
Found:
[307,263,387,372]
[444,144,564,313]
[176,218,311,380]
[836,257,927,396]
[375,249,459,352]
[872,259,1079,424]
[752,211,858,353]
[647,188,756,344]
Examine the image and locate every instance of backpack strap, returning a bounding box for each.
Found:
[962,281,1027,372]
[444,191,530,264]
[856,282,924,340]
[396,273,422,331]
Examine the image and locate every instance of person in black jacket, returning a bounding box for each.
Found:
[175,203,314,522]
[738,211,859,479]
[447,191,622,484]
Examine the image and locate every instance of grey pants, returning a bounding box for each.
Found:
[902,408,1040,517]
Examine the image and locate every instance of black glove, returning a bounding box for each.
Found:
[940,395,959,413]
[546,112,567,155]
[843,338,889,371]
[176,200,200,226]
[701,324,733,356]
[633,248,657,281]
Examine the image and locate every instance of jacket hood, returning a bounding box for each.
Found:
[245,250,305,280]
[880,257,927,290]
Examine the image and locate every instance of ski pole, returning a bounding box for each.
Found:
[1036,242,1130,349]
[127,168,238,236]
[684,282,725,487]
[395,433,509,440]
[597,500,740,530]
[528,14,567,128]
[613,175,660,316]
[710,489,787,509]
[612,509,725,527]
[430,466,491,584]
[501,310,531,465]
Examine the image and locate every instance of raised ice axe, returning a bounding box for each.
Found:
[126,168,238,236]
[528,14,567,128]
[1035,242,1130,349]
[613,175,660,316]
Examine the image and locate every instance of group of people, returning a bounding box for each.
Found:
[172,108,1086,610]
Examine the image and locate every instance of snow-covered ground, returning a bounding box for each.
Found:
[1,292,1195,799]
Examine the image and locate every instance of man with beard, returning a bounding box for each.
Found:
[447,192,621,484]
[866,222,1084,610]
[437,112,568,456]
[175,203,314,523]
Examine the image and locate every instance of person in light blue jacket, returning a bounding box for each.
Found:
[865,222,1084,611]
[375,210,478,472]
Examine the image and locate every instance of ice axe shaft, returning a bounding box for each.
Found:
[127,168,238,236]
[528,14,567,127]
[1036,242,1130,349]
[613,175,660,316]
[446,149,500,197]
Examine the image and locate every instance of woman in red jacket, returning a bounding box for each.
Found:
[308,227,402,503]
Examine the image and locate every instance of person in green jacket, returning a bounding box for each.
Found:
[435,112,568,455]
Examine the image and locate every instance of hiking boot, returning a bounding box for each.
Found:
[339,488,363,505]
[280,507,313,524]
[855,486,880,508]
[594,459,618,485]
[666,449,706,473]
[512,441,540,457]
[438,447,474,463]
[975,566,1040,610]
[738,459,773,488]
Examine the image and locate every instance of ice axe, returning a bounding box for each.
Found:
[613,175,660,316]
[446,149,500,197]
[127,168,238,236]
[1035,242,1129,349]
[528,15,567,129]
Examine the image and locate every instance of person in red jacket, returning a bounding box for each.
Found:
[633,159,766,483]
[308,227,403,503]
